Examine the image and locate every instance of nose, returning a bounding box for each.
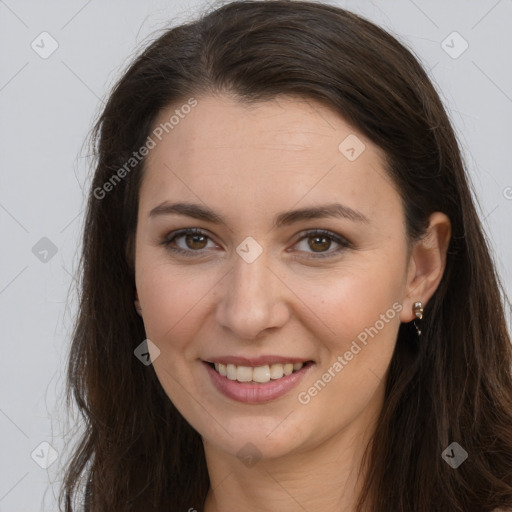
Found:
[214,249,290,341]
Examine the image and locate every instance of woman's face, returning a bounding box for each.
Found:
[134,94,415,462]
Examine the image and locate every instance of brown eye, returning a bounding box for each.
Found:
[161,228,217,256]
[308,234,332,252]
[161,228,350,259]
[292,230,351,258]
[183,233,208,250]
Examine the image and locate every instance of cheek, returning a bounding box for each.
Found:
[135,251,214,349]
[293,266,403,436]
[301,253,405,345]
[295,252,405,408]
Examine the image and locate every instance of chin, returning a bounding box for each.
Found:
[196,409,318,461]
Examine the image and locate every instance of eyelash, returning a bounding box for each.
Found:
[160,228,351,259]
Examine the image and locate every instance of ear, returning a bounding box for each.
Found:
[134,289,143,317]
[400,212,451,323]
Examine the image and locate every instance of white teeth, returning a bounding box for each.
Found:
[212,361,305,383]
[236,366,253,382]
[252,365,271,383]
[269,363,284,380]
[226,364,237,380]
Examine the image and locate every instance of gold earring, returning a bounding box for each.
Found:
[413,301,423,336]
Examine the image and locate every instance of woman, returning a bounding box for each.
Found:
[59,1,512,511]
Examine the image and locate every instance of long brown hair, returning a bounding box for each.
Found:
[58,1,512,510]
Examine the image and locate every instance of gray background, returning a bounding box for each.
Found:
[0,0,511,510]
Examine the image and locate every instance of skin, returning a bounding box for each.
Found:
[134,94,451,512]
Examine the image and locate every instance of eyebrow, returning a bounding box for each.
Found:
[148,201,369,227]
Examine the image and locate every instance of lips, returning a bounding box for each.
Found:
[202,357,315,403]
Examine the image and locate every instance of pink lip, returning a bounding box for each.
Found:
[202,361,314,404]
[204,355,312,366]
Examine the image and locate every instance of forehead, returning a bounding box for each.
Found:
[139,94,400,226]
[148,94,371,161]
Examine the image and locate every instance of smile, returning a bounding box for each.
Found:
[202,359,315,403]
[211,362,305,383]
